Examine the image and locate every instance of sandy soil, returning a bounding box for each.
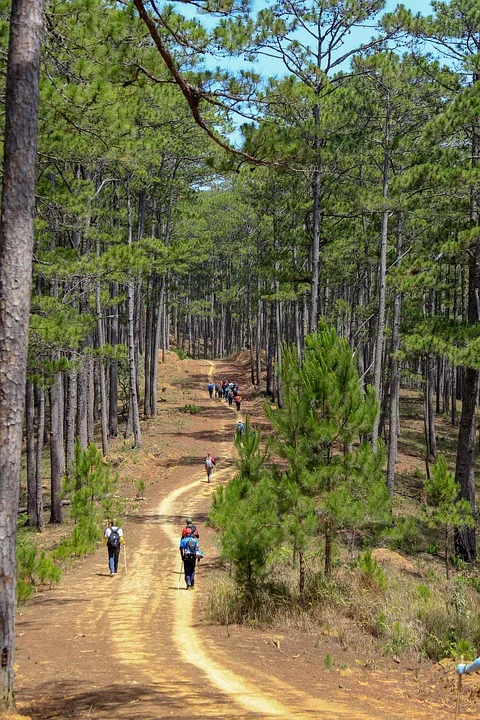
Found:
[11,355,476,719]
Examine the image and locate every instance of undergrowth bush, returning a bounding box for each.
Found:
[17,442,122,604]
[17,539,63,604]
[181,403,202,414]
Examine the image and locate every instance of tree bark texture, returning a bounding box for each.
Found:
[0,0,44,708]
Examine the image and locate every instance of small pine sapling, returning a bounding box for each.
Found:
[423,454,474,579]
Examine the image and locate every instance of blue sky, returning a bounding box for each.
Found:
[176,0,436,78]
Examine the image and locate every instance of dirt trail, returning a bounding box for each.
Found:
[14,358,461,719]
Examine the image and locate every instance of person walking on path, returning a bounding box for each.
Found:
[208,382,214,399]
[181,517,199,538]
[179,533,204,590]
[235,395,242,412]
[104,522,124,576]
[205,452,216,482]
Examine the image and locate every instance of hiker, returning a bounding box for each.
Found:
[179,533,204,590]
[227,389,234,407]
[457,657,480,675]
[181,517,199,539]
[205,452,216,482]
[236,420,245,438]
[104,522,124,576]
[207,382,214,399]
[214,383,221,399]
[235,394,242,412]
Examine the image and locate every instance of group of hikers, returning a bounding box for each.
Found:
[103,376,247,590]
[208,380,242,412]
[103,517,204,592]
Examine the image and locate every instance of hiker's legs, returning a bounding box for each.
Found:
[108,548,115,574]
[209,389,213,398]
[184,558,195,588]
[113,548,120,573]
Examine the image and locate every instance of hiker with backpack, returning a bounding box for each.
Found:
[205,452,216,482]
[235,395,242,412]
[236,420,245,438]
[179,533,204,590]
[104,522,124,576]
[207,382,214,399]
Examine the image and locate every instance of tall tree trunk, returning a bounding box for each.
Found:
[126,181,142,447]
[50,373,64,524]
[95,270,109,456]
[309,102,321,333]
[77,356,89,448]
[386,214,403,496]
[26,379,37,526]
[0,0,43,707]
[454,117,480,562]
[35,387,45,532]
[372,106,391,453]
[65,367,77,475]
[109,284,119,437]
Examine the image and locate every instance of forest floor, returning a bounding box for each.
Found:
[10,353,480,719]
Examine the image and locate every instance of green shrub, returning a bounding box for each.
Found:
[16,540,63,603]
[384,621,413,655]
[382,517,420,553]
[415,583,432,601]
[174,348,188,360]
[358,551,388,591]
[181,404,202,414]
[373,611,388,638]
[304,571,349,608]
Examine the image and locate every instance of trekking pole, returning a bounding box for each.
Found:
[177,558,183,591]
[123,543,128,575]
[455,671,463,719]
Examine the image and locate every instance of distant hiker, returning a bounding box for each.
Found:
[235,395,242,412]
[236,420,245,437]
[205,452,216,482]
[208,382,214,398]
[227,390,234,407]
[181,517,199,539]
[214,383,221,399]
[104,522,124,576]
[179,534,204,590]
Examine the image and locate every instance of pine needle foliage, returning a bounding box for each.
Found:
[423,454,474,579]
[267,322,391,583]
[63,441,121,556]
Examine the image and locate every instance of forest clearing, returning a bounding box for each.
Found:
[5,351,480,719]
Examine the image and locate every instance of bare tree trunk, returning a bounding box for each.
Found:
[309,103,321,333]
[386,214,403,496]
[126,181,142,447]
[26,379,37,526]
[35,387,45,532]
[95,271,109,456]
[65,367,77,475]
[372,107,391,453]
[50,374,64,524]
[0,0,43,707]
[454,108,480,562]
[86,355,94,443]
[77,356,89,448]
[109,285,119,437]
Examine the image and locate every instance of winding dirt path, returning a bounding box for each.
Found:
[13,358,461,720]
